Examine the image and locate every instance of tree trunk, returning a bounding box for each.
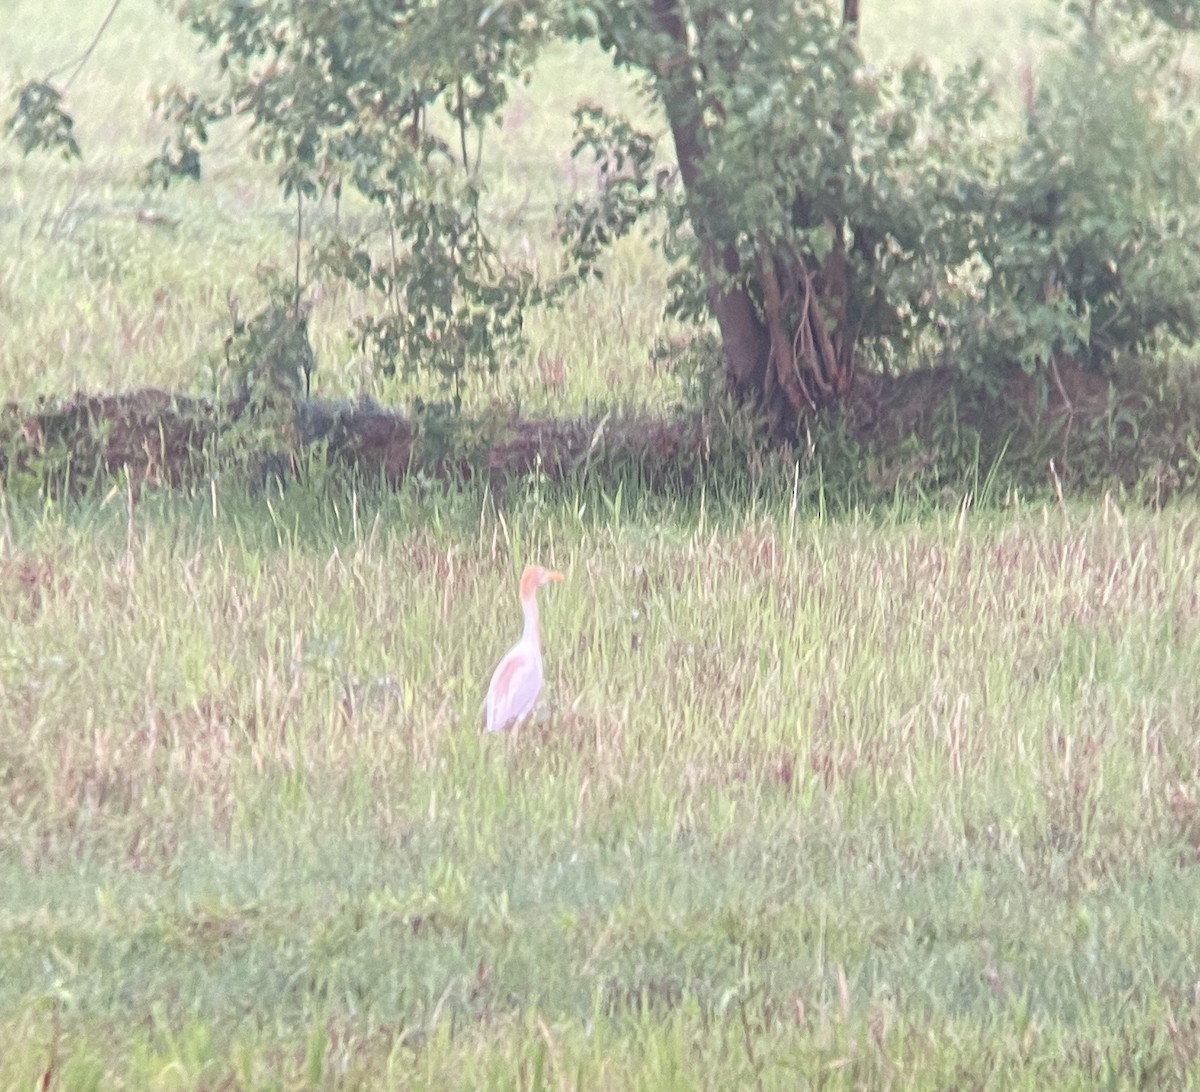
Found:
[649,1,798,437]
[647,1,866,440]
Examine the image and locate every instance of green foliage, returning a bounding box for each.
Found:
[5,0,1200,447]
[142,85,220,188]
[559,104,661,281]
[941,11,1200,377]
[312,182,535,406]
[556,2,1025,400]
[215,282,316,483]
[4,79,80,159]
[159,0,557,398]
[555,0,1200,416]
[223,289,314,406]
[1074,0,1200,34]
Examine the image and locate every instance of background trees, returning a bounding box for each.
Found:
[8,0,1200,444]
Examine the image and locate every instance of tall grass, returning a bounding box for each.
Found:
[3,478,1200,1086]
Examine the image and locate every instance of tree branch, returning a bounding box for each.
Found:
[52,0,124,90]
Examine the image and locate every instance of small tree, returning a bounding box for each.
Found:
[160,0,554,406]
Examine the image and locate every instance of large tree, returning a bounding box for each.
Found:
[565,0,948,434]
[562,0,1200,436]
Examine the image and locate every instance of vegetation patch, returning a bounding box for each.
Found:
[5,351,1200,505]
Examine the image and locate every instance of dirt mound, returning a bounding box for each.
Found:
[1,358,1178,499]
[0,388,715,496]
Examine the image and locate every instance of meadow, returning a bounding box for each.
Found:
[4,0,1200,1088]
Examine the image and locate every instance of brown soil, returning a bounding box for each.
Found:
[0,358,1141,498]
[0,388,719,496]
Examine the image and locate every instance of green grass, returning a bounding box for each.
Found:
[3,481,1200,1087]
[7,1,1200,1087]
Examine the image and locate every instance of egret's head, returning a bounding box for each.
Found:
[519,564,564,599]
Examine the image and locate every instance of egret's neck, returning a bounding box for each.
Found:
[520,592,541,642]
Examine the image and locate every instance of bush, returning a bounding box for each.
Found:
[944,8,1200,377]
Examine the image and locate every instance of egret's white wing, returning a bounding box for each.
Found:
[485,639,544,732]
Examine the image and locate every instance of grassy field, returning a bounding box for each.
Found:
[4,485,1200,1088]
[7,1,1200,1088]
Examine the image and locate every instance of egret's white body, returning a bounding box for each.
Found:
[485,565,563,733]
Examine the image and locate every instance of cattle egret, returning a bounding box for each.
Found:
[484,564,564,733]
